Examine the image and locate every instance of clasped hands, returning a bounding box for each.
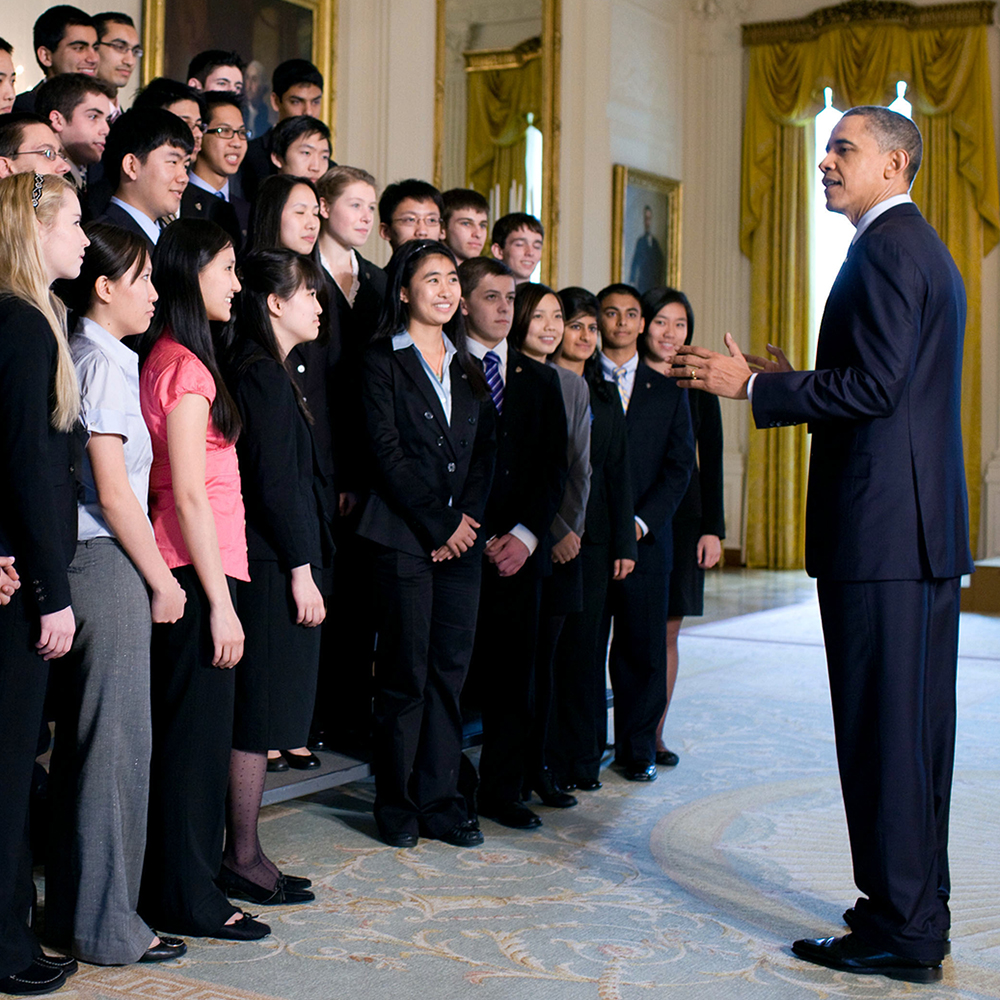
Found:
[670,334,793,397]
[431,514,530,577]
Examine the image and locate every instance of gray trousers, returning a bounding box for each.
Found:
[46,537,154,964]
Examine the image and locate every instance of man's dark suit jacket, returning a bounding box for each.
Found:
[674,390,725,537]
[95,201,156,253]
[357,339,496,558]
[12,83,42,114]
[238,129,275,203]
[623,362,695,574]
[181,183,251,253]
[751,203,973,582]
[482,349,568,553]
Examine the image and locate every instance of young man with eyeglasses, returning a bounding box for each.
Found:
[377,178,444,253]
[0,113,72,177]
[93,12,141,119]
[13,5,99,114]
[180,92,251,251]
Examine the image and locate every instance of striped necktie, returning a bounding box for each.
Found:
[483,350,504,416]
[612,364,631,412]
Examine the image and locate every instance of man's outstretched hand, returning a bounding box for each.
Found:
[670,333,753,399]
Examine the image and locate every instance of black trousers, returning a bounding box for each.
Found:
[549,542,613,783]
[370,544,481,839]
[600,558,669,766]
[817,577,959,963]
[0,590,50,977]
[473,560,542,805]
[139,566,238,936]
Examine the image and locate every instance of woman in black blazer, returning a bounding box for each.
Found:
[358,239,495,849]
[0,172,87,994]
[640,287,725,766]
[218,249,330,905]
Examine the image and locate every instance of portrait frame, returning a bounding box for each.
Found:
[141,0,337,152]
[611,164,682,293]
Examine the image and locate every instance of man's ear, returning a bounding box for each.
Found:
[318,197,329,220]
[48,109,67,133]
[378,221,392,243]
[120,151,141,182]
[490,243,503,261]
[460,297,469,317]
[187,77,202,91]
[270,91,280,114]
[270,151,283,171]
[885,148,909,180]
[37,46,54,71]
[0,157,15,179]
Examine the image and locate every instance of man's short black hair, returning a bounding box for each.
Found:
[378,178,443,224]
[187,49,245,86]
[458,256,514,297]
[93,11,134,37]
[442,187,489,225]
[270,115,330,160]
[491,212,543,249]
[0,36,13,55]
[0,113,50,159]
[102,107,194,190]
[133,77,206,118]
[272,58,323,99]
[201,91,245,122]
[597,282,642,306]
[33,5,95,71]
[36,73,114,121]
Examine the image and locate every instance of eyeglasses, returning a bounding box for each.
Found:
[392,214,441,228]
[97,39,144,58]
[203,125,252,141]
[12,147,71,162]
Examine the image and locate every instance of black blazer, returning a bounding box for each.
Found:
[95,202,156,252]
[227,342,331,585]
[0,297,80,613]
[483,348,567,548]
[674,390,725,537]
[583,377,638,561]
[180,183,251,252]
[357,338,496,557]
[237,129,275,203]
[622,361,695,574]
[752,203,972,581]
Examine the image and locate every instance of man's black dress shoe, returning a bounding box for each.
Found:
[281,750,321,769]
[307,731,329,752]
[479,799,542,829]
[622,761,658,782]
[266,755,288,773]
[381,831,419,848]
[573,777,602,791]
[842,907,951,955]
[791,934,943,983]
[0,959,66,995]
[528,770,578,808]
[216,866,315,905]
[280,872,312,890]
[209,912,271,941]
[33,955,76,978]
[436,819,484,847]
[655,749,679,767]
[139,937,187,962]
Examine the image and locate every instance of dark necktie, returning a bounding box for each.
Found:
[483,350,504,416]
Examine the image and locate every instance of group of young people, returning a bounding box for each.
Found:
[0,8,724,996]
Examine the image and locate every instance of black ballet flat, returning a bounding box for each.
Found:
[280,750,321,770]
[266,755,288,773]
[139,936,187,962]
[216,866,315,905]
[209,912,271,941]
[280,872,312,890]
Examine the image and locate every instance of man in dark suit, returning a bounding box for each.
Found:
[180,92,250,251]
[97,108,193,250]
[628,205,665,293]
[597,284,694,783]
[675,107,970,984]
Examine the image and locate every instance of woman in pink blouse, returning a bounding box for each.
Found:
[137,219,268,941]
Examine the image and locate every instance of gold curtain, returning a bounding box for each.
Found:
[466,55,542,206]
[741,9,999,567]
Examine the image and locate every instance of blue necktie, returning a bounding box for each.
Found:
[483,351,504,416]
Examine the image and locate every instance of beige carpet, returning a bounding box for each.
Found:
[51,598,1000,1000]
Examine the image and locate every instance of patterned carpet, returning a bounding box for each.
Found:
[50,596,1000,1000]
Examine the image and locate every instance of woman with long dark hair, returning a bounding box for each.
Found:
[137,219,268,941]
[359,239,495,848]
[215,248,330,906]
[639,287,724,766]
[0,172,86,996]
[46,223,189,966]
[246,174,322,261]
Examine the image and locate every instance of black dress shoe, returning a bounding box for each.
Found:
[209,912,271,941]
[280,872,312,890]
[479,799,542,829]
[307,731,329,752]
[381,831,419,848]
[139,936,187,962]
[622,761,658,782]
[281,750,321,769]
[529,770,578,808]
[792,934,942,983]
[33,955,76,978]
[266,755,288,773]
[216,866,315,905]
[843,907,951,955]
[0,960,66,995]
[655,749,679,767]
[573,778,602,791]
[436,819,484,847]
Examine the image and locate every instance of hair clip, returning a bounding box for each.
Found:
[31,173,44,211]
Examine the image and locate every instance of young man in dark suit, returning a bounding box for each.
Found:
[459,256,568,829]
[180,92,251,251]
[674,107,969,984]
[97,108,193,250]
[596,283,694,783]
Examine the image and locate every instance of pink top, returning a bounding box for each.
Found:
[140,334,249,581]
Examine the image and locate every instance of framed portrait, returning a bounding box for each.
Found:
[141,0,336,145]
[611,164,681,294]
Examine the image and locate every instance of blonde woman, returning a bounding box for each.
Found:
[0,171,87,995]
